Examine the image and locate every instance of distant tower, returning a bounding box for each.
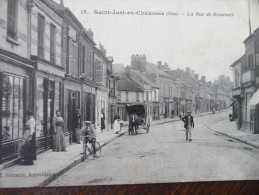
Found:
[131,54,147,72]
[60,0,64,6]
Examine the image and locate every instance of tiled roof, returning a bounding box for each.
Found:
[116,76,144,92]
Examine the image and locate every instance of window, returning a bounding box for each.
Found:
[96,60,103,83]
[2,74,25,141]
[126,91,129,101]
[38,14,45,58]
[35,78,44,137]
[146,91,149,101]
[82,46,85,74]
[7,0,18,40]
[50,24,56,64]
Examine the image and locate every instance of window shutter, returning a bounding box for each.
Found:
[96,60,102,82]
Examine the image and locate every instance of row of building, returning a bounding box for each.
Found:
[231,28,259,134]
[113,55,232,122]
[0,0,117,164]
[0,0,232,164]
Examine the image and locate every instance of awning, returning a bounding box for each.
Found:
[248,90,259,109]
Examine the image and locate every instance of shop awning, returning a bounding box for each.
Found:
[248,90,259,109]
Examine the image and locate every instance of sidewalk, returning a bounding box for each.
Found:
[0,127,128,188]
[205,113,259,149]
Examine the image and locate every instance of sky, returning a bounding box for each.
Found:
[54,0,259,82]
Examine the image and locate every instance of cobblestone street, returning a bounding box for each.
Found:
[49,111,259,186]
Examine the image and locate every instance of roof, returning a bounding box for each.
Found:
[230,55,244,68]
[145,62,172,77]
[116,75,144,92]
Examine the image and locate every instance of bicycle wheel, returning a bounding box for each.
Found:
[91,142,101,158]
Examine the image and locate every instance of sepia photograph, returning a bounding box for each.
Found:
[0,0,259,188]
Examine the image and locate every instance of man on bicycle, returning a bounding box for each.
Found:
[84,121,97,158]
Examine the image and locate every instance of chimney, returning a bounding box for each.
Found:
[60,0,64,6]
[201,76,206,82]
[195,74,199,80]
[86,28,93,40]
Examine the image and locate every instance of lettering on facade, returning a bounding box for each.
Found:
[0,18,6,29]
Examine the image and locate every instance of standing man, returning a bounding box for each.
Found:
[182,110,194,142]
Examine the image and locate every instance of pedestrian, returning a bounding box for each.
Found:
[73,109,81,144]
[182,110,194,142]
[53,110,66,152]
[2,126,11,141]
[83,121,97,158]
[101,109,105,131]
[113,113,120,134]
[20,110,36,165]
[171,110,175,118]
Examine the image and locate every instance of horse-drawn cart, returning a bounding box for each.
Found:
[126,103,150,135]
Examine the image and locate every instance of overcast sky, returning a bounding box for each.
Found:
[54,0,259,82]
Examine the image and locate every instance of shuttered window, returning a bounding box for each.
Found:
[50,24,56,64]
[96,60,102,83]
[82,46,85,74]
[38,14,45,58]
[7,0,18,39]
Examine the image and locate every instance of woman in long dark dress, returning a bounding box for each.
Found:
[101,109,105,131]
[53,110,66,151]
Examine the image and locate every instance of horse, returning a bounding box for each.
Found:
[129,114,139,135]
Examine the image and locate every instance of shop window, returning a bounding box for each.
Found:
[2,74,24,141]
[35,78,44,137]
[54,82,61,113]
[7,0,18,40]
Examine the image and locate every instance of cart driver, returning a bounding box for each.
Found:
[84,121,97,158]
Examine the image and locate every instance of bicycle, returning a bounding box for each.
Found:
[80,136,101,160]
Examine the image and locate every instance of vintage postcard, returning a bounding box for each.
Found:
[0,0,259,188]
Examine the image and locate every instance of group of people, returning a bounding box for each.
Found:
[19,109,125,164]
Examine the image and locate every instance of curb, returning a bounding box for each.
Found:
[37,129,128,187]
[206,125,259,150]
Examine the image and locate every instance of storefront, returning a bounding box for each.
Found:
[0,51,34,164]
[33,57,65,153]
[64,76,82,143]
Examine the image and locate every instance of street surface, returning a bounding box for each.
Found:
[49,112,259,186]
